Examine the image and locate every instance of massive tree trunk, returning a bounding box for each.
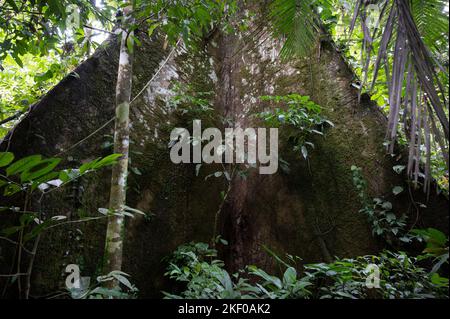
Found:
[0,2,448,298]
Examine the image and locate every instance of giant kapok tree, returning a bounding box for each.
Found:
[0,0,448,299]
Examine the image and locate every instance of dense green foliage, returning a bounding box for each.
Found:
[163,241,448,299]
[351,165,409,242]
[1,0,448,193]
[259,94,333,160]
[0,152,128,238]
[0,151,151,299]
[270,0,449,193]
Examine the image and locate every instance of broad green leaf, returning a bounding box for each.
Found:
[126,35,134,54]
[6,0,19,12]
[6,155,42,176]
[148,23,160,37]
[301,146,308,159]
[0,152,14,167]
[11,53,23,68]
[123,205,146,216]
[2,225,23,236]
[248,266,282,289]
[79,158,101,174]
[91,154,122,169]
[3,184,21,196]
[130,34,141,47]
[283,267,297,285]
[430,272,449,287]
[98,208,110,215]
[20,158,61,182]
[386,213,396,222]
[426,228,448,247]
[58,169,80,183]
[112,273,134,290]
[381,201,392,210]
[392,186,404,195]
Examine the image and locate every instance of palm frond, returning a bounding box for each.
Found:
[270,0,334,59]
[412,0,449,50]
[267,0,448,193]
[350,0,449,193]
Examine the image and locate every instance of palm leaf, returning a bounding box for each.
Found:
[412,0,449,50]
[270,0,333,59]
[349,0,449,193]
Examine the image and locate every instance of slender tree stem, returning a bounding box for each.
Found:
[24,234,40,299]
[103,2,134,290]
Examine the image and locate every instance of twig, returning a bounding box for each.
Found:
[54,118,114,157]
[0,112,23,126]
[0,273,28,277]
[130,38,181,104]
[16,189,30,299]
[43,216,107,230]
[24,234,40,299]
[212,165,237,246]
[407,182,420,231]
[83,25,115,35]
[0,236,33,254]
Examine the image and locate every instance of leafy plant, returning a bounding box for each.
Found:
[0,152,129,244]
[345,0,449,193]
[303,251,448,299]
[351,165,408,243]
[163,242,312,299]
[0,151,130,298]
[167,82,215,123]
[247,265,311,299]
[69,270,138,299]
[269,0,333,58]
[134,0,238,50]
[163,242,258,299]
[258,94,333,160]
[268,0,449,194]
[164,242,449,299]
[0,0,113,67]
[0,152,122,197]
[411,228,449,275]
